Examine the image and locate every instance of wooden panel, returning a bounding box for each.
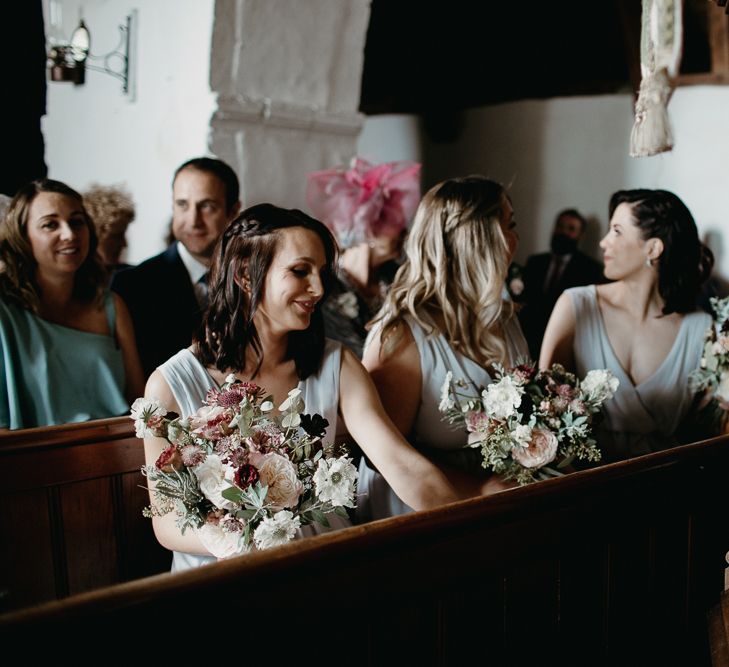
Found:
[119,472,170,580]
[0,437,143,492]
[0,490,55,612]
[60,478,119,596]
[709,592,729,667]
[2,435,729,664]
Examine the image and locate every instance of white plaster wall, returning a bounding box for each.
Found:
[419,87,729,279]
[42,0,216,263]
[209,0,369,213]
[356,114,423,164]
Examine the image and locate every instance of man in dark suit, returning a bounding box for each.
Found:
[518,208,604,359]
[112,157,241,378]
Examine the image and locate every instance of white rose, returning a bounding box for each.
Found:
[512,424,533,448]
[581,369,619,403]
[482,376,523,420]
[253,510,301,550]
[194,454,237,510]
[197,521,247,559]
[255,453,303,510]
[716,371,729,403]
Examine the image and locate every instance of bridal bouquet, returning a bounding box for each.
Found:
[131,376,357,557]
[439,363,618,484]
[689,295,729,425]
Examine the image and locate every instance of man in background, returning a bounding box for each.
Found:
[112,157,241,377]
[518,208,604,359]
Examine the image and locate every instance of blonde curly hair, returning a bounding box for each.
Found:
[371,175,514,368]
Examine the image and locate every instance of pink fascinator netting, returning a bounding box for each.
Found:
[306,158,422,248]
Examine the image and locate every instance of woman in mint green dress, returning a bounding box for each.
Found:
[0,179,144,429]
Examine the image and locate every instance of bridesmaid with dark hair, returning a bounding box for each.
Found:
[143,203,493,571]
[540,188,714,461]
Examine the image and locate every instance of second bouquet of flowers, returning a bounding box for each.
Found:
[439,362,618,485]
[131,376,357,558]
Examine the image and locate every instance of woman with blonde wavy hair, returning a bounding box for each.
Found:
[358,175,528,521]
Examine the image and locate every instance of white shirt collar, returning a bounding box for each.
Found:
[177,241,208,284]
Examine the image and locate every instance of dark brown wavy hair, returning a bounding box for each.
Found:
[195,203,337,379]
[609,189,713,315]
[0,179,106,312]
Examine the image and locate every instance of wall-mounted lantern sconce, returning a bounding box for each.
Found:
[47,10,137,98]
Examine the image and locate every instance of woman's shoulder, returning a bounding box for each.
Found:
[682,308,712,334]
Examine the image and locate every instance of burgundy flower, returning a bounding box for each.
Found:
[155,445,183,473]
[226,446,249,468]
[513,363,537,384]
[246,426,284,451]
[234,464,259,490]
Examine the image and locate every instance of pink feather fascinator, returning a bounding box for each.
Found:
[306,158,421,248]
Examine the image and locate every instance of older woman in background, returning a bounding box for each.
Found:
[307,158,421,358]
[0,179,144,429]
[83,183,135,271]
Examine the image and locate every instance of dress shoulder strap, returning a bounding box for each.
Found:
[157,348,217,417]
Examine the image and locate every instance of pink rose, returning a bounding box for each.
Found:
[511,428,558,469]
[253,453,303,509]
[155,445,183,473]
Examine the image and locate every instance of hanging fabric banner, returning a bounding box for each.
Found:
[630,0,683,157]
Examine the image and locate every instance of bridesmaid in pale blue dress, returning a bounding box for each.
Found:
[0,179,144,429]
[359,176,528,522]
[143,204,496,571]
[540,189,714,462]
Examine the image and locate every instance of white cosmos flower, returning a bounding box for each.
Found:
[313,457,358,508]
[481,376,523,420]
[253,511,301,550]
[130,397,167,437]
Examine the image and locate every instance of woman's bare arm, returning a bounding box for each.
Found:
[114,293,146,401]
[361,321,421,437]
[340,347,494,510]
[539,292,577,371]
[143,369,209,556]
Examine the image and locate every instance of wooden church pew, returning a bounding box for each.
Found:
[2,434,728,664]
[0,416,170,613]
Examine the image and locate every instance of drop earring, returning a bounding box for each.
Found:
[645,257,653,268]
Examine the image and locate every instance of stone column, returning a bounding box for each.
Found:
[209,0,370,209]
